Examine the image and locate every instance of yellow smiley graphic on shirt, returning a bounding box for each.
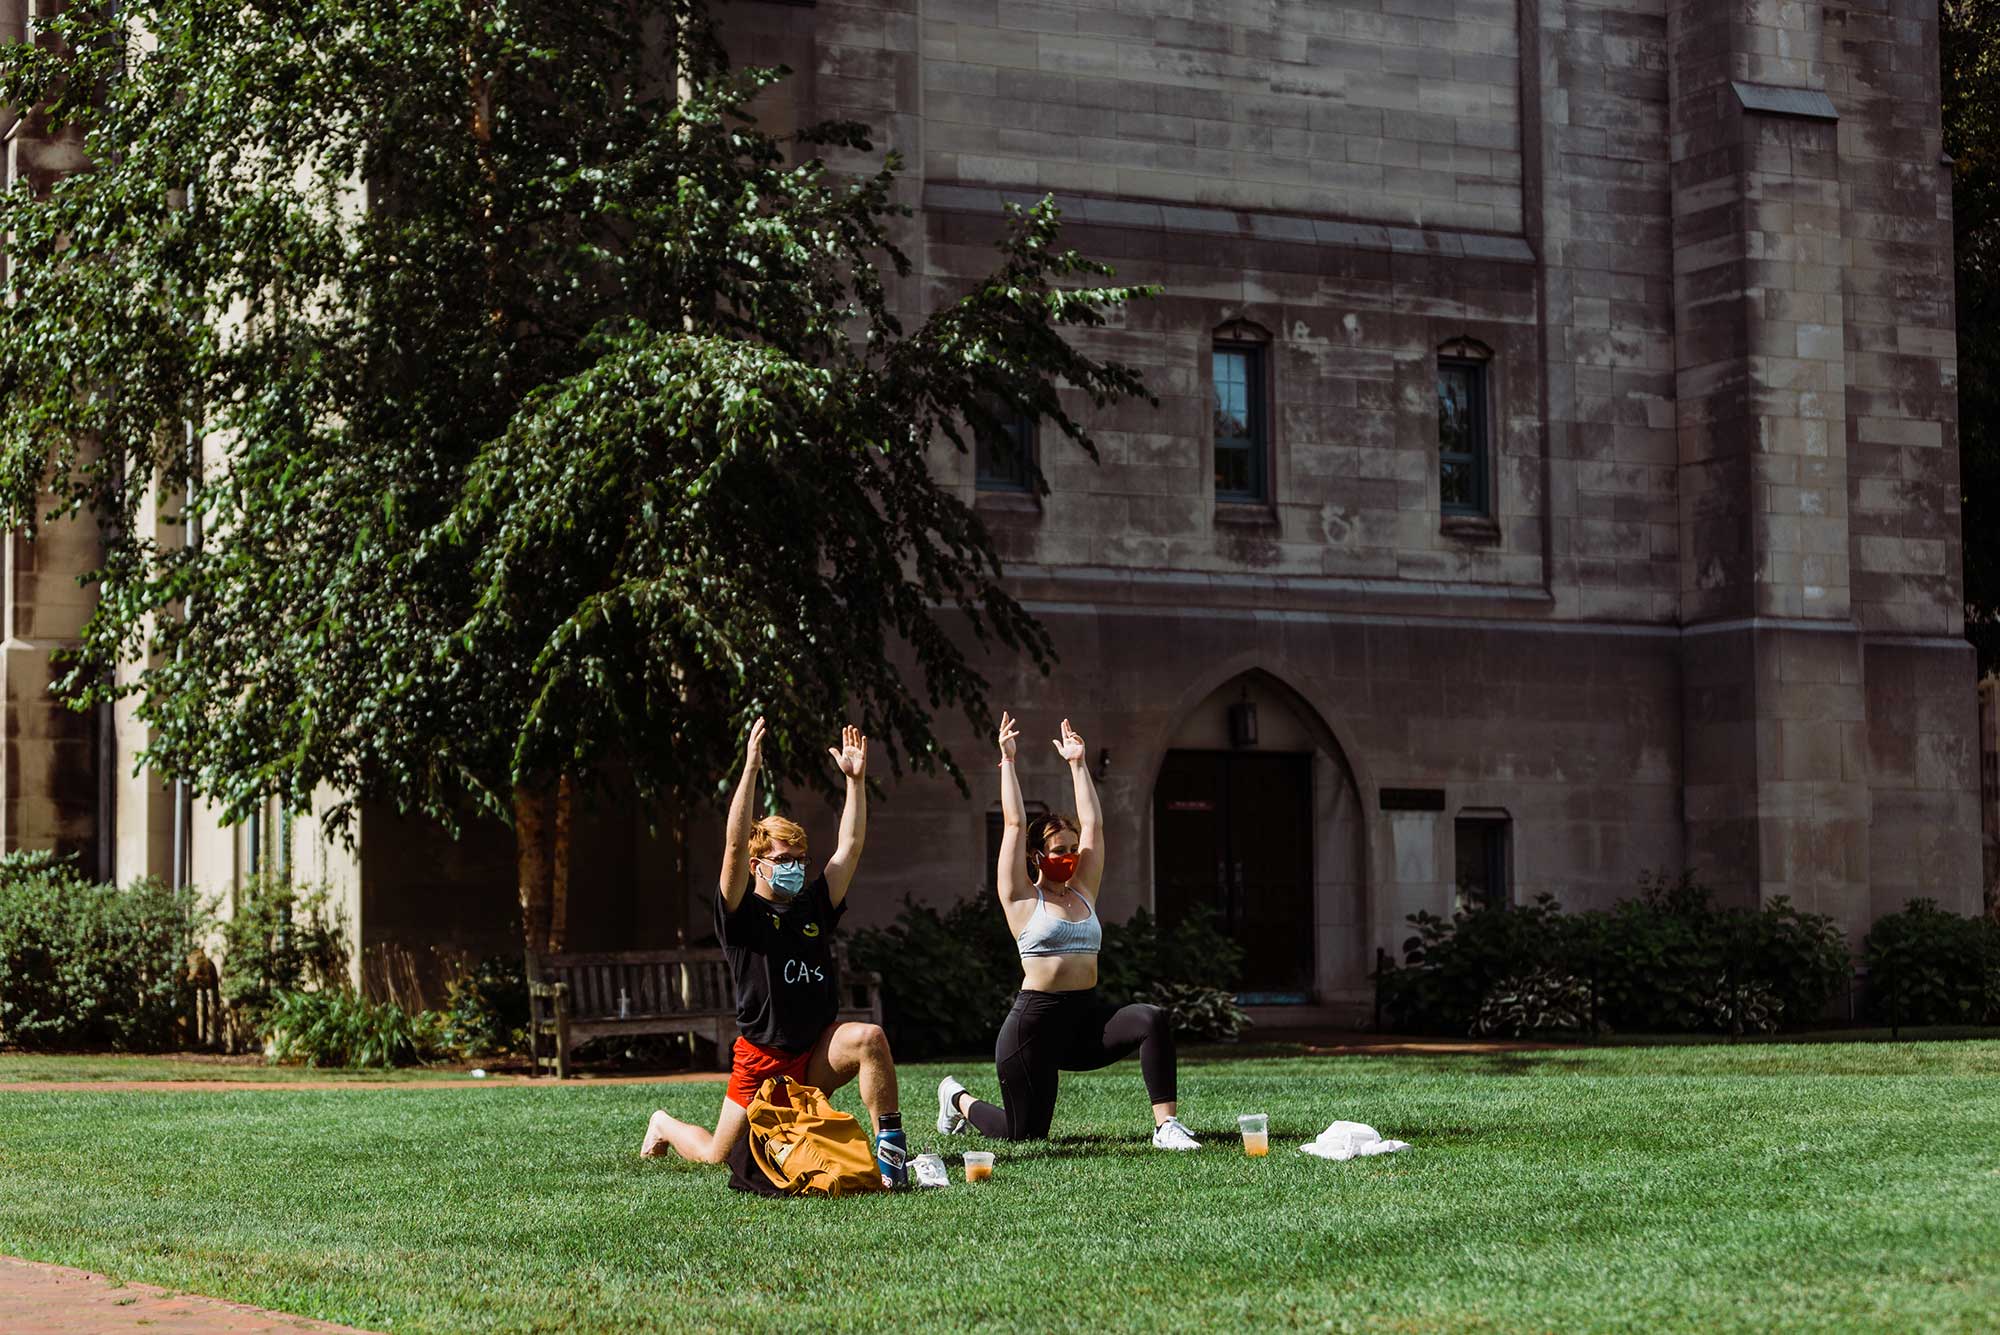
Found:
[801,922,821,938]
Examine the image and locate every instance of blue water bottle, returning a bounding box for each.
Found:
[875,1113,909,1191]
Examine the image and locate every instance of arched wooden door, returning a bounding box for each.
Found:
[1152,749,1314,1002]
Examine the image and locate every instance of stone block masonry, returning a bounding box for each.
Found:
[919,0,1524,232]
[0,0,1977,1016]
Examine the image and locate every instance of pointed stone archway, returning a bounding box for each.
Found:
[1148,669,1368,1011]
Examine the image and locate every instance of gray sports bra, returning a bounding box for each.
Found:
[1016,884,1102,958]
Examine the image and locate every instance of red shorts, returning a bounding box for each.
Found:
[726,1032,825,1108]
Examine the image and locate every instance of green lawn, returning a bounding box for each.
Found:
[0,1053,474,1083]
[2,1043,1998,1332]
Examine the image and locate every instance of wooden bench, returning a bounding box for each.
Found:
[525,945,883,1079]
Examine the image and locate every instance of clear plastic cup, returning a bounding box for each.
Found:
[1238,1113,1270,1157]
[963,1150,995,1183]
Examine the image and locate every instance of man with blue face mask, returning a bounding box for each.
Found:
[640,717,909,1189]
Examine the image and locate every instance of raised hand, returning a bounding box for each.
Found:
[828,723,868,780]
[997,710,1020,762]
[744,716,767,771]
[1054,718,1086,765]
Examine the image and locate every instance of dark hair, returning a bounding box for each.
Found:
[1026,813,1079,859]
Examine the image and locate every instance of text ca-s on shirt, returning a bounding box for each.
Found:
[716,873,846,1054]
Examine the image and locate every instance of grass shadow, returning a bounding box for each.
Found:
[1184,1042,1315,1061]
[1346,1052,1552,1077]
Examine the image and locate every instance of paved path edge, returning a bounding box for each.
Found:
[0,1254,381,1334]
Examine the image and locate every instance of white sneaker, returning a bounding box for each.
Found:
[937,1076,968,1135]
[1152,1117,1200,1151]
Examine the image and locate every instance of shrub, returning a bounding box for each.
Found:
[265,988,443,1067]
[1471,968,1594,1039]
[849,896,1247,1060]
[218,876,349,1040]
[0,851,210,1051]
[1862,900,2000,1026]
[1699,977,1782,1037]
[1141,982,1251,1042]
[1096,906,1243,1006]
[1717,894,1850,1025]
[1568,872,1726,1032]
[848,896,1020,1061]
[1377,894,1573,1034]
[1380,871,1852,1035]
[436,955,530,1058]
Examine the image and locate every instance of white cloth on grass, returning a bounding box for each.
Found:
[1299,1121,1411,1160]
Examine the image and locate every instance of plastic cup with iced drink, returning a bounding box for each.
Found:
[963,1150,995,1183]
[1238,1113,1269,1157]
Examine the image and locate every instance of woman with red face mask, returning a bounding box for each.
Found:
[935,713,1200,1150]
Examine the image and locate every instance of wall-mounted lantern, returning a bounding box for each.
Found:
[1227,696,1259,749]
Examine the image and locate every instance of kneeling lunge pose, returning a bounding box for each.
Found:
[937,712,1198,1150]
[640,717,910,1187]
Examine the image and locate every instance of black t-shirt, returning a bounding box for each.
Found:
[716,873,846,1053]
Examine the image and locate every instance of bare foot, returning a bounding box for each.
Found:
[640,1110,676,1158]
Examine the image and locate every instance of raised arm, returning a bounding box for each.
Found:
[1056,719,1104,896]
[717,717,766,913]
[995,711,1033,905]
[822,724,868,907]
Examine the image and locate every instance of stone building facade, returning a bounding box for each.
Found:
[1977,675,2000,904]
[2,0,1979,1015]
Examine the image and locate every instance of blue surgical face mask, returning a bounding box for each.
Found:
[764,860,807,898]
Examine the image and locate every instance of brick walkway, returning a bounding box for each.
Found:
[0,1256,378,1334]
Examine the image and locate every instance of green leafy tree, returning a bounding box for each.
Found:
[1946,0,2000,665]
[0,1,1152,952]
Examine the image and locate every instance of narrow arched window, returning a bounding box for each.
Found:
[1437,338,1493,518]
[1454,808,1511,912]
[974,404,1037,493]
[1212,321,1272,503]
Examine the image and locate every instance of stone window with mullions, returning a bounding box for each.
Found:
[974,405,1038,494]
[1453,812,1511,913]
[1437,338,1494,521]
[1212,339,1269,503]
[985,802,1049,895]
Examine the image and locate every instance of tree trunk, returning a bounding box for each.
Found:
[548,773,574,953]
[661,782,692,946]
[514,781,554,956]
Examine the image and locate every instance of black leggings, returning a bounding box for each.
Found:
[959,988,1176,1141]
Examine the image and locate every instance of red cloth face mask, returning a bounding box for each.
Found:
[1038,852,1080,884]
